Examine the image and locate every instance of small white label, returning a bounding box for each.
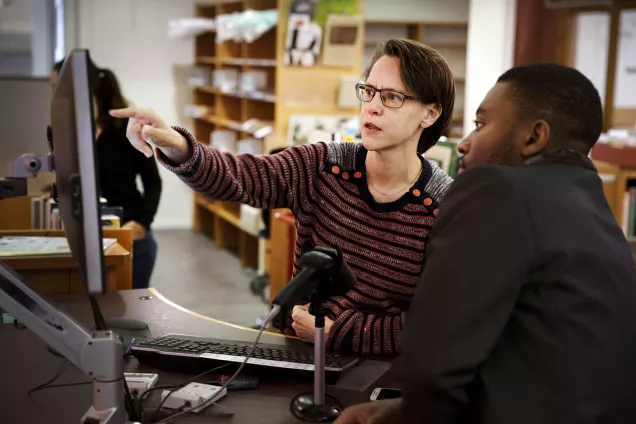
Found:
[198,352,340,372]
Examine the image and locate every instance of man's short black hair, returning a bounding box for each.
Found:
[497,63,603,154]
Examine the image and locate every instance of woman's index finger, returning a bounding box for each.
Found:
[109,107,155,125]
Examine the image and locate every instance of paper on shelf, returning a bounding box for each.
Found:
[168,18,216,39]
[0,236,117,258]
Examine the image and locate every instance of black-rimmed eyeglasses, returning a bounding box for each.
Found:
[355,83,418,109]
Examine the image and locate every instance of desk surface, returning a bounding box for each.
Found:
[1,288,393,423]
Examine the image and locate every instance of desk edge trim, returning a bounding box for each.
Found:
[148,287,296,340]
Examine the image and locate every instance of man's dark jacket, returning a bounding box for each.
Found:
[397,156,636,424]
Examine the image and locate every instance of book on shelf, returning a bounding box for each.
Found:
[0,236,117,258]
[621,187,636,238]
[101,214,121,228]
[30,195,123,230]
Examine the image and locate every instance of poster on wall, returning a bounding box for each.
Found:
[284,0,360,67]
[290,0,319,17]
[311,0,360,26]
[321,14,362,68]
[285,15,323,66]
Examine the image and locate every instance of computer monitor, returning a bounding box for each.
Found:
[50,49,106,294]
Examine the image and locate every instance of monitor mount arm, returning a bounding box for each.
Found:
[0,153,55,200]
[0,263,131,423]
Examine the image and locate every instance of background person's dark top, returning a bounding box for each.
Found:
[97,119,162,230]
[396,159,636,424]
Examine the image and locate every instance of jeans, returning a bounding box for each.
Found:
[132,230,158,289]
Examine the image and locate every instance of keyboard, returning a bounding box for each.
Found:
[131,334,360,384]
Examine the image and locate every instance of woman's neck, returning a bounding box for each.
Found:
[365,144,422,192]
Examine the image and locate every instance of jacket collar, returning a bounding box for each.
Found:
[524,149,597,172]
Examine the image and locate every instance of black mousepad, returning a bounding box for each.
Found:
[105,317,152,354]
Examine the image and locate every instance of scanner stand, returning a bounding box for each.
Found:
[0,153,54,200]
[290,291,343,422]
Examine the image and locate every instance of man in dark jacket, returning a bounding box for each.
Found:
[336,63,636,424]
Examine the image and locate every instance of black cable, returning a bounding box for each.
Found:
[28,359,69,398]
[46,345,64,357]
[29,359,135,423]
[34,350,137,420]
[87,294,108,331]
[135,384,180,421]
[124,382,136,421]
[29,381,92,393]
[138,384,178,406]
[151,386,182,421]
[139,384,177,402]
[150,363,232,422]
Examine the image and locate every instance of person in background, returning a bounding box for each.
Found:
[335,63,636,423]
[51,59,162,289]
[110,38,455,356]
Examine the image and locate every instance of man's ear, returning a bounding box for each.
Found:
[421,104,442,129]
[522,120,550,157]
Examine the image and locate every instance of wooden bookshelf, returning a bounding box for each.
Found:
[190,0,364,271]
[364,20,468,138]
[190,0,276,270]
[594,159,636,230]
[592,142,636,233]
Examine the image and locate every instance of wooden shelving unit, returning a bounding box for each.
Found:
[364,20,468,138]
[192,194,259,268]
[190,0,364,271]
[190,0,278,270]
[592,142,636,237]
[594,159,636,231]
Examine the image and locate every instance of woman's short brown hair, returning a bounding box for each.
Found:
[363,38,456,154]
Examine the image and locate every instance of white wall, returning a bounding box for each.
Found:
[614,10,636,108]
[463,0,517,137]
[0,0,31,33]
[29,0,54,76]
[0,0,54,76]
[0,0,32,75]
[363,1,470,69]
[365,0,469,22]
[573,12,610,107]
[74,0,196,229]
[573,10,636,109]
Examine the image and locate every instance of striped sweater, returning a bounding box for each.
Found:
[157,126,453,356]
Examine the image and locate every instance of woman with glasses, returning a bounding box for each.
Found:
[110,38,456,356]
